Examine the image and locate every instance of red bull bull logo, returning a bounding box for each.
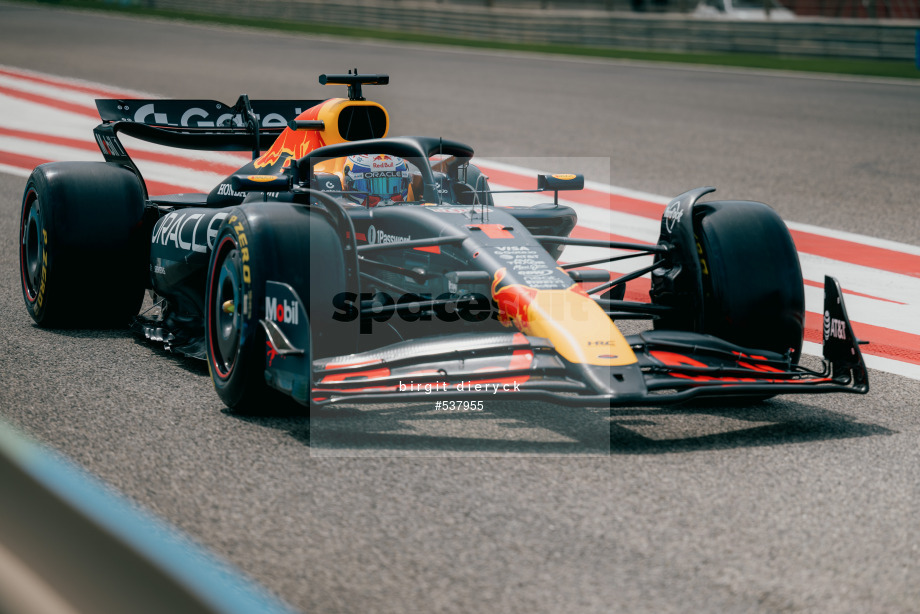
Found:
[254,104,327,169]
[491,267,539,330]
[490,267,638,367]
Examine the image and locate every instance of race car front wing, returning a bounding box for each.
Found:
[301,277,868,408]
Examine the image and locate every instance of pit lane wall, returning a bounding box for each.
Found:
[141,0,918,61]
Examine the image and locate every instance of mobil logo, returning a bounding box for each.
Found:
[266,295,299,325]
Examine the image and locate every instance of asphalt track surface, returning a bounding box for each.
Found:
[2,3,920,613]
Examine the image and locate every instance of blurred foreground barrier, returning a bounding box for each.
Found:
[0,421,296,614]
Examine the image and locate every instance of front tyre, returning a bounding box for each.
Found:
[695,201,805,362]
[205,203,356,414]
[205,214,285,412]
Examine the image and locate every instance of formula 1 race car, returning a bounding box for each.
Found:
[19,72,869,413]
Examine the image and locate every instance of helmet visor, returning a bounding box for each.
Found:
[351,171,409,198]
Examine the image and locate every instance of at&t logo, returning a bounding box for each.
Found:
[824,310,846,341]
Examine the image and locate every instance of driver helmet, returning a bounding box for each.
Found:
[343,154,410,206]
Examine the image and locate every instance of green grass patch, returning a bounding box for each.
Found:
[19,0,920,80]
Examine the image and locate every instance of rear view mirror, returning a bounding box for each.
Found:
[537,173,584,191]
[230,174,292,192]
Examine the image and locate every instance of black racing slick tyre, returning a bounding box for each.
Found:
[695,201,806,362]
[205,203,356,414]
[19,162,146,328]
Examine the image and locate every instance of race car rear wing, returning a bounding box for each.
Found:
[93,95,323,197]
[92,72,391,195]
[93,71,390,156]
[94,95,323,154]
[95,97,323,128]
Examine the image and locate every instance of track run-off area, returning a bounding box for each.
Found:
[1,64,918,379]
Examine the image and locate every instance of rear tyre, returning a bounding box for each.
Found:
[694,201,805,362]
[19,162,146,327]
